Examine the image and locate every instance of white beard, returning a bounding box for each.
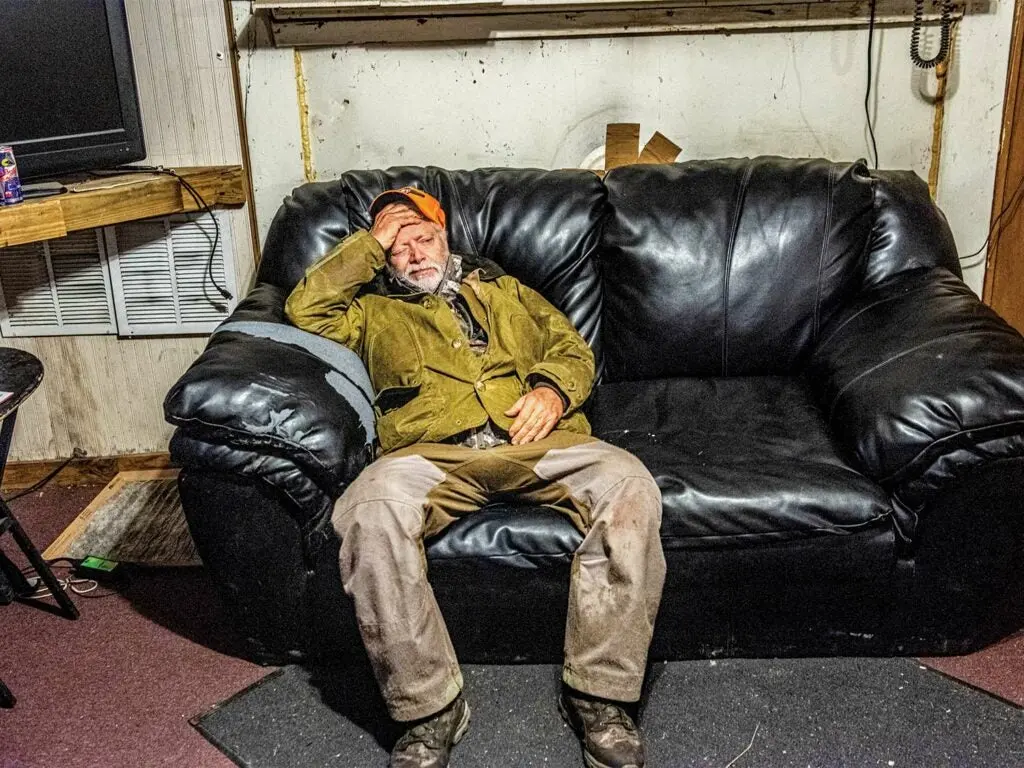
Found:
[402,263,443,293]
[386,252,461,297]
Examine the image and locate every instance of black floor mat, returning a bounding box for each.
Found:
[192,657,1024,767]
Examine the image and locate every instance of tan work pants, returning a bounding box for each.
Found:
[332,430,665,721]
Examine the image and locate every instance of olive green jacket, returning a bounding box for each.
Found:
[284,230,595,454]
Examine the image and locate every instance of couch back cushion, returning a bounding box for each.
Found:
[863,169,961,288]
[257,166,607,370]
[257,159,961,386]
[600,157,877,379]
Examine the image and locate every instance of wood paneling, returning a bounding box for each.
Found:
[983,0,1024,332]
[3,335,207,462]
[128,0,239,168]
[1,0,255,462]
[257,0,983,17]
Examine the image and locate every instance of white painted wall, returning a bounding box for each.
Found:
[233,2,1014,295]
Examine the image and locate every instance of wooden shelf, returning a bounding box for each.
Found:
[0,165,246,248]
[257,0,983,45]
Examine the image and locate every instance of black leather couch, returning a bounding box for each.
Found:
[164,157,1024,666]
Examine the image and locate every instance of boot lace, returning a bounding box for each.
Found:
[578,699,636,733]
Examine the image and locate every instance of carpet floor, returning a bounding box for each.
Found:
[2,483,1023,768]
[0,485,274,768]
[921,630,1024,708]
[195,658,1024,767]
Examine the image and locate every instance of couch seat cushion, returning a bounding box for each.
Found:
[589,376,892,550]
[426,504,579,565]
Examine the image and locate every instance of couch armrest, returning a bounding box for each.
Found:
[170,432,333,534]
[806,268,1024,535]
[164,282,375,495]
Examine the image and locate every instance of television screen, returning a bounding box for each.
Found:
[0,0,145,181]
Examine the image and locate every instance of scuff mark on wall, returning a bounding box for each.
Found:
[294,49,317,182]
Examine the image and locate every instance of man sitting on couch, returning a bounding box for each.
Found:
[285,186,666,768]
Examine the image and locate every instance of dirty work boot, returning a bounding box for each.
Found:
[390,694,471,768]
[559,689,646,768]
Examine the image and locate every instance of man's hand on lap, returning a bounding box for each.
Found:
[505,387,565,445]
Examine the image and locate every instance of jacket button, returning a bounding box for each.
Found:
[475,381,484,390]
[452,340,462,349]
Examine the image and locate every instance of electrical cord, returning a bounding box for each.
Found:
[959,173,1024,269]
[159,167,233,303]
[862,0,1011,271]
[2,447,85,503]
[904,0,1014,271]
[866,0,956,168]
[864,0,880,170]
[20,560,120,600]
[100,164,234,305]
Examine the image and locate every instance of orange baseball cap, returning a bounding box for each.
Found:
[369,186,447,229]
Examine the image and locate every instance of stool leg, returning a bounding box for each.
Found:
[0,411,78,619]
[0,677,14,708]
[0,500,79,620]
[0,409,15,479]
[0,548,33,599]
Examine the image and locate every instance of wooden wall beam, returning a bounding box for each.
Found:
[261,0,980,45]
[983,0,1024,333]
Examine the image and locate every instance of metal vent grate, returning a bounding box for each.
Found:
[105,212,236,336]
[0,231,117,337]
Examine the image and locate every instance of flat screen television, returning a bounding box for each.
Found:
[0,0,146,181]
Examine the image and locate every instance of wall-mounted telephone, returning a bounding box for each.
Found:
[911,0,954,68]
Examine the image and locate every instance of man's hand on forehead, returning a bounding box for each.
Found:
[370,202,424,252]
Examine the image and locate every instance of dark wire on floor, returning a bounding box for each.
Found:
[2,448,84,503]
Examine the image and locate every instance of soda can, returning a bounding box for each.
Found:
[1,146,24,205]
